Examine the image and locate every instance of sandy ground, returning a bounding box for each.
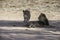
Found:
[0,27,60,40]
[0,0,60,40]
[0,0,60,27]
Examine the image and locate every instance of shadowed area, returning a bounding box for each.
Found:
[0,20,60,40]
[0,20,60,27]
[0,20,39,27]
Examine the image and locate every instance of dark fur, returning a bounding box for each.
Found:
[23,10,31,26]
[38,13,49,26]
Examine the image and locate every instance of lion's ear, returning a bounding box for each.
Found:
[23,10,25,12]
